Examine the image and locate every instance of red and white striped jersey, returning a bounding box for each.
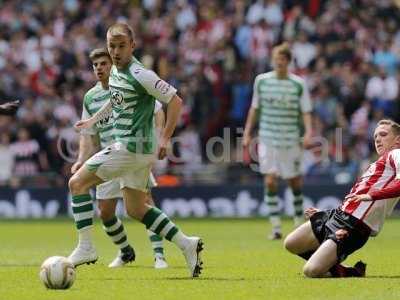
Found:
[341,148,400,236]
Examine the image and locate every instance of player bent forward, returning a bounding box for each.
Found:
[284,119,400,277]
[69,23,203,277]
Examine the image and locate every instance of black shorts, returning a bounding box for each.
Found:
[310,208,371,262]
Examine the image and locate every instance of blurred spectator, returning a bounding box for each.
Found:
[365,67,398,117]
[0,133,14,185]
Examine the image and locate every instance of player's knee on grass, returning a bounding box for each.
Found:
[283,233,299,254]
[303,261,325,278]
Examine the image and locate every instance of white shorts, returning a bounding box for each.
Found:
[96,173,157,200]
[258,142,303,179]
[85,142,155,193]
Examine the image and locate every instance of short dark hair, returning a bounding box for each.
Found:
[107,23,135,41]
[272,42,292,61]
[377,119,400,136]
[89,48,111,62]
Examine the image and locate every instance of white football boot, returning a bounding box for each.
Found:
[154,256,168,269]
[108,246,135,268]
[182,237,204,277]
[68,244,98,267]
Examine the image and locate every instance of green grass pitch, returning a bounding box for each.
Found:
[0,218,400,300]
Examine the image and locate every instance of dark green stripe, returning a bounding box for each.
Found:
[142,208,161,228]
[72,203,93,214]
[293,200,303,205]
[76,219,93,230]
[266,191,277,197]
[107,225,124,237]
[154,247,164,254]
[121,245,132,253]
[154,218,169,235]
[266,201,279,206]
[150,234,162,242]
[269,212,280,216]
[72,194,91,204]
[103,216,118,227]
[115,236,127,245]
[115,124,132,130]
[260,106,298,112]
[165,227,178,241]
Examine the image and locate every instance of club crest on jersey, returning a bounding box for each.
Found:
[155,80,170,95]
[111,90,124,106]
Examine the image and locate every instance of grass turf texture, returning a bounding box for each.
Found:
[0,218,399,300]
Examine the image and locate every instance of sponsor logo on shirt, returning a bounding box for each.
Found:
[155,79,170,95]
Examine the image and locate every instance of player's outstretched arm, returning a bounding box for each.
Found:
[74,100,112,131]
[158,95,182,159]
[0,100,20,115]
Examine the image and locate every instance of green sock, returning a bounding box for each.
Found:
[71,194,94,230]
[103,216,131,253]
[265,190,281,231]
[147,230,164,258]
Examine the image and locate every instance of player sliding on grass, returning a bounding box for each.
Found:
[284,119,400,278]
[71,48,167,269]
[69,23,203,278]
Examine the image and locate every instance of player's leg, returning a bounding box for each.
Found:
[280,145,304,228]
[147,193,168,269]
[98,197,135,267]
[284,221,320,260]
[68,165,104,266]
[122,187,203,277]
[287,176,304,227]
[303,239,338,278]
[264,174,281,239]
[259,141,282,239]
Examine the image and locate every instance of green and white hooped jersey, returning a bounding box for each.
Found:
[82,82,114,148]
[81,81,163,150]
[109,56,176,154]
[251,71,312,148]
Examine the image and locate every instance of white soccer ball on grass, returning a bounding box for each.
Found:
[39,256,76,289]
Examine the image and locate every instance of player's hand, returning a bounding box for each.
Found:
[304,207,319,219]
[74,118,95,131]
[345,194,372,204]
[71,161,84,174]
[335,229,349,240]
[242,134,251,148]
[0,100,20,115]
[157,137,169,160]
[303,131,313,149]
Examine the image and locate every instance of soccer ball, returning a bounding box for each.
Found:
[39,256,76,289]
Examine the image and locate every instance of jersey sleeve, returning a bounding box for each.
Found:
[154,100,162,115]
[250,75,260,109]
[81,95,98,135]
[299,80,312,113]
[390,149,400,179]
[129,65,177,104]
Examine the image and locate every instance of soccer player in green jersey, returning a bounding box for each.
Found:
[243,43,313,240]
[70,23,203,278]
[71,48,167,269]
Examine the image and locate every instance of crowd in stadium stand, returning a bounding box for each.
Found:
[0,0,399,187]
